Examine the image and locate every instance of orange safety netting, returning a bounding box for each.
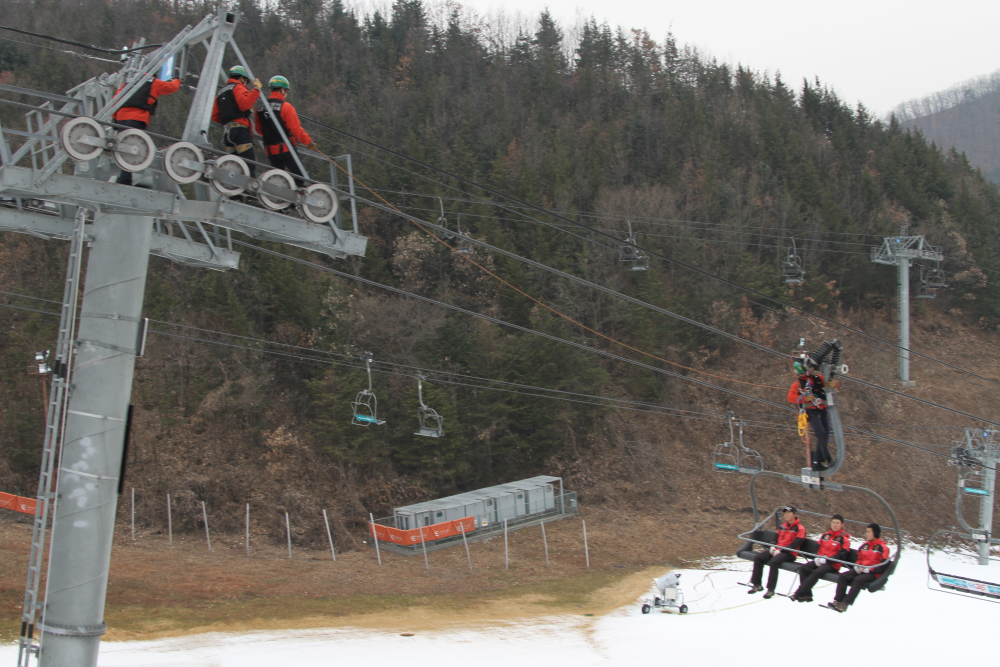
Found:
[369,516,476,545]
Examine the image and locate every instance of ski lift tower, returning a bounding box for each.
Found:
[0,9,366,667]
[871,227,942,386]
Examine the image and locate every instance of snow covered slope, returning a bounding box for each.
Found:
[2,548,995,666]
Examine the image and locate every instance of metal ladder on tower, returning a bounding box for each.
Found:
[17,208,87,667]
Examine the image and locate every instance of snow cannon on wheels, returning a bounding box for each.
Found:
[641,572,688,614]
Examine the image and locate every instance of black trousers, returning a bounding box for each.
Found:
[793,561,837,596]
[750,550,796,590]
[835,569,878,605]
[266,148,305,188]
[808,409,831,465]
[115,119,147,186]
[223,124,256,177]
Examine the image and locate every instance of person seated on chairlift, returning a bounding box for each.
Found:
[748,506,806,599]
[828,523,890,613]
[788,360,832,470]
[790,514,851,602]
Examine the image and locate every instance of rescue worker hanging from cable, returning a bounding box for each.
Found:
[211,65,262,176]
[254,75,317,188]
[788,359,832,470]
[111,71,181,186]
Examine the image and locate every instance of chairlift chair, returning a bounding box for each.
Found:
[782,240,805,284]
[712,413,740,472]
[926,530,1000,602]
[735,475,903,596]
[618,220,649,271]
[351,352,385,426]
[414,374,444,438]
[438,198,472,255]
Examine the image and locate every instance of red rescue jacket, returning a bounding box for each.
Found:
[211,78,261,129]
[776,519,806,555]
[254,91,312,154]
[112,78,181,125]
[856,538,891,576]
[787,373,827,410]
[816,529,851,570]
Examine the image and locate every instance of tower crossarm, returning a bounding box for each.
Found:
[0,165,366,259]
[871,234,944,264]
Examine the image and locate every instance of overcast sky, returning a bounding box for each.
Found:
[450,0,1000,117]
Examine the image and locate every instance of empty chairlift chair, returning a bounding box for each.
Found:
[438,199,472,255]
[414,374,444,438]
[712,412,740,472]
[917,263,948,299]
[782,240,805,284]
[351,352,385,426]
[619,220,649,271]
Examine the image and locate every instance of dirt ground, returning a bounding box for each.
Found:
[0,505,749,643]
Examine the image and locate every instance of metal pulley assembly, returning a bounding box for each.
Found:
[209,154,250,197]
[111,128,157,173]
[60,118,156,173]
[60,117,105,161]
[302,183,339,223]
[162,141,206,184]
[257,168,296,210]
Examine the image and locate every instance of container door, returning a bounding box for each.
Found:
[543,484,555,510]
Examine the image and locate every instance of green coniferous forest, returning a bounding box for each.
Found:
[2,0,999,544]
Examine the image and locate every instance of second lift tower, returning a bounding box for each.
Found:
[871,227,943,386]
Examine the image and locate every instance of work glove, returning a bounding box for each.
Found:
[307,142,318,150]
[816,558,827,565]
[769,547,780,556]
[252,78,263,90]
[173,66,182,81]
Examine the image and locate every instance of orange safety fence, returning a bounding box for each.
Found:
[0,492,40,515]
[369,516,476,545]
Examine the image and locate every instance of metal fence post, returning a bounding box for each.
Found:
[504,518,509,569]
[420,521,429,570]
[323,509,336,561]
[166,493,172,546]
[201,500,211,552]
[245,503,250,557]
[369,512,381,565]
[285,511,292,559]
[459,522,472,571]
[541,521,549,568]
[582,519,589,568]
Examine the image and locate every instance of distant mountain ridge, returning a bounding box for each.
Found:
[892,70,1000,183]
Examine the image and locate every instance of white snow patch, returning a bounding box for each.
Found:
[2,548,995,666]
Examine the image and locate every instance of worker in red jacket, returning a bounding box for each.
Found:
[788,360,832,470]
[748,507,806,599]
[211,65,262,176]
[790,514,851,602]
[111,73,181,185]
[254,75,316,188]
[829,523,891,612]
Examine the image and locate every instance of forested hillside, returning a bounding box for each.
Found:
[2,0,999,550]
[892,69,1000,185]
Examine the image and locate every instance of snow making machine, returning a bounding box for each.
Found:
[641,572,688,614]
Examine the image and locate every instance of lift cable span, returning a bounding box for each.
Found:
[309,173,1000,428]
[298,114,1000,389]
[232,241,986,467]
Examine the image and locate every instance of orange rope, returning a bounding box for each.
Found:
[317,151,784,392]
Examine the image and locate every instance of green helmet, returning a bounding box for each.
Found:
[229,65,249,79]
[793,361,807,376]
[269,75,290,90]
